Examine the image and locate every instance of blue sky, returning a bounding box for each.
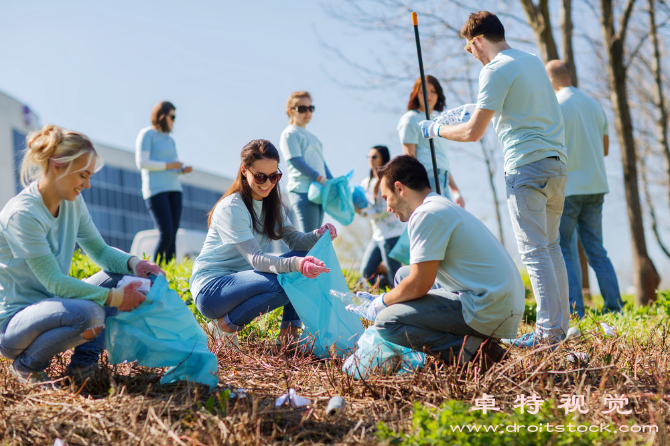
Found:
[1,0,668,292]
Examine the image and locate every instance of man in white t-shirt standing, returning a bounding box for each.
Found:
[420,11,569,347]
[347,155,525,370]
[545,60,623,318]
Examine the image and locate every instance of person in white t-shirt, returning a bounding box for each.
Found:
[190,139,336,348]
[347,155,525,372]
[357,145,406,288]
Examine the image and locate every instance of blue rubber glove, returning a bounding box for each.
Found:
[419,120,442,139]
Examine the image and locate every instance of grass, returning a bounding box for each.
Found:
[0,253,668,445]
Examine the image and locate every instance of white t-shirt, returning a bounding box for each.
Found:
[0,182,101,329]
[408,193,525,338]
[556,87,609,196]
[398,110,450,173]
[279,125,326,193]
[360,176,406,241]
[190,193,292,298]
[477,48,567,172]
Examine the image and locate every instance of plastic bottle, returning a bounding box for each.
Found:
[441,103,477,125]
[329,290,373,308]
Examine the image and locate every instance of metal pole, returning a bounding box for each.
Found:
[411,12,441,194]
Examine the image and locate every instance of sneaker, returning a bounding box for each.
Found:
[501,332,563,349]
[207,321,239,348]
[65,363,101,382]
[11,362,58,388]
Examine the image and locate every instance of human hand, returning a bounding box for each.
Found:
[107,281,146,312]
[452,189,465,208]
[365,293,387,320]
[316,223,337,241]
[317,175,327,186]
[181,166,193,174]
[344,291,386,321]
[418,120,441,139]
[167,161,184,170]
[299,256,330,279]
[129,257,165,278]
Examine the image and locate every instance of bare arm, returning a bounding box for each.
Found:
[604,135,609,157]
[402,143,417,157]
[437,108,495,143]
[382,261,440,305]
[448,174,465,208]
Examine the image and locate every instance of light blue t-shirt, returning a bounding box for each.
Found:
[136,126,183,199]
[398,110,450,173]
[190,193,292,298]
[408,193,525,338]
[0,182,102,329]
[556,87,609,196]
[279,125,327,194]
[477,49,567,172]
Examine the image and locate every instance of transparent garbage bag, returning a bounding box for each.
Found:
[277,235,364,358]
[343,326,425,379]
[105,274,219,390]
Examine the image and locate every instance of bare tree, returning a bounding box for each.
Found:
[518,0,560,61]
[600,0,660,304]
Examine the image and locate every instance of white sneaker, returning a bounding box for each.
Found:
[207,321,239,348]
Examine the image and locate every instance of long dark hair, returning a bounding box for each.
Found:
[406,76,446,112]
[207,140,285,240]
[151,101,175,133]
[368,145,391,180]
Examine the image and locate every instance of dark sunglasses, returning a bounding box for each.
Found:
[249,169,282,184]
[293,105,315,113]
[368,155,379,160]
[167,114,176,120]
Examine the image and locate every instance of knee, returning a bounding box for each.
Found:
[394,266,411,287]
[77,303,106,336]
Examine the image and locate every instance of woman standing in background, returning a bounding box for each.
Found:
[279,91,333,232]
[358,145,405,289]
[136,101,192,263]
[397,76,465,206]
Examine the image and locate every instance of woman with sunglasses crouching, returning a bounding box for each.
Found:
[279,91,333,232]
[0,125,164,386]
[190,140,337,347]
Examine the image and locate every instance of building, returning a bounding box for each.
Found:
[0,90,233,252]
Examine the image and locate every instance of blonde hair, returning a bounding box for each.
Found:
[285,91,311,124]
[20,125,103,187]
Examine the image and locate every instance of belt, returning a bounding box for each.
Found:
[547,156,559,160]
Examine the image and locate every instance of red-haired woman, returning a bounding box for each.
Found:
[190,140,336,346]
[397,76,464,206]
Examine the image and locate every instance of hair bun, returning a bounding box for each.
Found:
[28,124,64,159]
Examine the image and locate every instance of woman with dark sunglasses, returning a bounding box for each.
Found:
[190,140,337,347]
[279,91,333,232]
[135,101,192,263]
[357,146,406,289]
[398,76,465,207]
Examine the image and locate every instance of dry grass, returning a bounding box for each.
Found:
[1,314,669,445]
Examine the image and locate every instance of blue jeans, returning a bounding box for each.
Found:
[505,157,569,339]
[289,192,324,232]
[195,251,306,332]
[146,191,182,263]
[427,169,452,200]
[374,266,485,364]
[0,271,120,373]
[559,194,622,317]
[360,236,401,289]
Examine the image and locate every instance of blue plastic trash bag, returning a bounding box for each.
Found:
[308,182,324,205]
[106,275,219,390]
[278,235,364,358]
[322,172,356,226]
[343,326,425,379]
[388,228,410,265]
[351,185,369,209]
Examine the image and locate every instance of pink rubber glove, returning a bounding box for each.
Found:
[316,223,338,241]
[129,257,165,278]
[107,281,146,312]
[299,256,330,279]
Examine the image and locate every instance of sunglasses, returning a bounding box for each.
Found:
[368,155,379,160]
[464,34,484,54]
[167,114,176,120]
[248,169,283,184]
[293,105,315,113]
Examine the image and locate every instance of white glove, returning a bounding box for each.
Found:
[419,120,442,139]
[345,292,387,321]
[366,293,387,321]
